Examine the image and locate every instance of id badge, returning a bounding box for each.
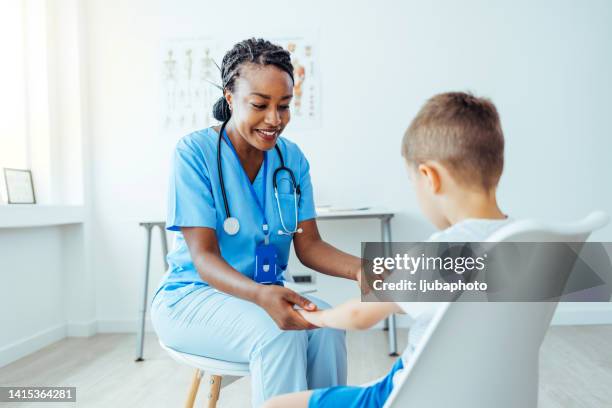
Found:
[255,243,279,284]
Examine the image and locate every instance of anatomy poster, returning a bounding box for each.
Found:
[272,35,321,130]
[160,38,221,136]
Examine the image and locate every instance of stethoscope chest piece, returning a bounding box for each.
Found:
[223,217,240,235]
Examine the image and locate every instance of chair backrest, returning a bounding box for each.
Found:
[384,211,609,408]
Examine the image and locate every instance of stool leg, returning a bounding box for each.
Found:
[206,375,222,408]
[185,369,202,408]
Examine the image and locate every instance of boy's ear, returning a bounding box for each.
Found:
[418,163,441,194]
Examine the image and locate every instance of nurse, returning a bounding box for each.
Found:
[151,38,362,407]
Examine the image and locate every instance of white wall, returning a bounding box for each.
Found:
[0,224,96,367]
[0,228,64,366]
[81,0,612,329]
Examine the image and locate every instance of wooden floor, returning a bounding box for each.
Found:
[1,326,611,407]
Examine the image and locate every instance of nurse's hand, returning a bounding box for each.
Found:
[256,286,319,330]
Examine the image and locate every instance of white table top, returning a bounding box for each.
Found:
[315,206,394,220]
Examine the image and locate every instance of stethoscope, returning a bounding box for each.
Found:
[217,120,303,237]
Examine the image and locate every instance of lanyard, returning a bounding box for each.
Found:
[222,130,269,234]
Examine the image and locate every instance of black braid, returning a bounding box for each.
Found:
[212,38,294,122]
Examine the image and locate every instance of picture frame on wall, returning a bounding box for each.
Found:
[3,168,36,204]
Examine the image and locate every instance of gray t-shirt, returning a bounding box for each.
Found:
[396,218,512,374]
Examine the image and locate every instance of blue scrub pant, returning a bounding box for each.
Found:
[151,285,347,408]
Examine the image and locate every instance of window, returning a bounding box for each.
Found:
[1,0,85,206]
[0,0,29,173]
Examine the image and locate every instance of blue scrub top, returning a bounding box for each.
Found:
[156,127,317,298]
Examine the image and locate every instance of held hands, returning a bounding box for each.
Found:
[297,308,326,327]
[256,285,319,330]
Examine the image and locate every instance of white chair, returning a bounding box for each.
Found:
[159,340,250,408]
[384,211,610,408]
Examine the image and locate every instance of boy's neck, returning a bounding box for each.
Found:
[444,188,506,226]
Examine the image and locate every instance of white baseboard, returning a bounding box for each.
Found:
[66,320,98,337]
[0,324,66,368]
[382,305,612,329]
[371,314,413,329]
[552,303,612,325]
[96,319,154,333]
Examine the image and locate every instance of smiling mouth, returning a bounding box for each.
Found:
[255,128,280,141]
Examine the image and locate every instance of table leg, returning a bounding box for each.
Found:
[159,224,169,268]
[135,224,153,362]
[387,314,398,356]
[381,217,398,356]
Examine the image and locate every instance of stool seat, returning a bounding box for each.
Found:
[159,340,250,377]
[159,340,250,408]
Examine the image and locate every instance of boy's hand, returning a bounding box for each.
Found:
[355,266,371,295]
[357,261,396,297]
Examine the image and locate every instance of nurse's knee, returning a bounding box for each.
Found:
[321,326,346,345]
[260,329,309,354]
[310,326,346,358]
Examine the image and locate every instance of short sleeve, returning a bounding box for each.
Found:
[166,142,217,232]
[297,149,317,222]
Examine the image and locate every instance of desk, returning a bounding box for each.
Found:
[135,222,168,362]
[315,208,397,356]
[135,209,397,361]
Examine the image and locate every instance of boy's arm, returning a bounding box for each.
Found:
[298,299,403,330]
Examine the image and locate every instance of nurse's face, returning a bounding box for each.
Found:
[226,63,293,151]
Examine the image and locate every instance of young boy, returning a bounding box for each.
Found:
[263,92,511,408]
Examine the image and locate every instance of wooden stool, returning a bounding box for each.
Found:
[159,340,250,408]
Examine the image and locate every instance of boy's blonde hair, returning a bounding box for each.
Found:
[402,92,504,191]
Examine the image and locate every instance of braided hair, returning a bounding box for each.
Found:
[212,38,294,122]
